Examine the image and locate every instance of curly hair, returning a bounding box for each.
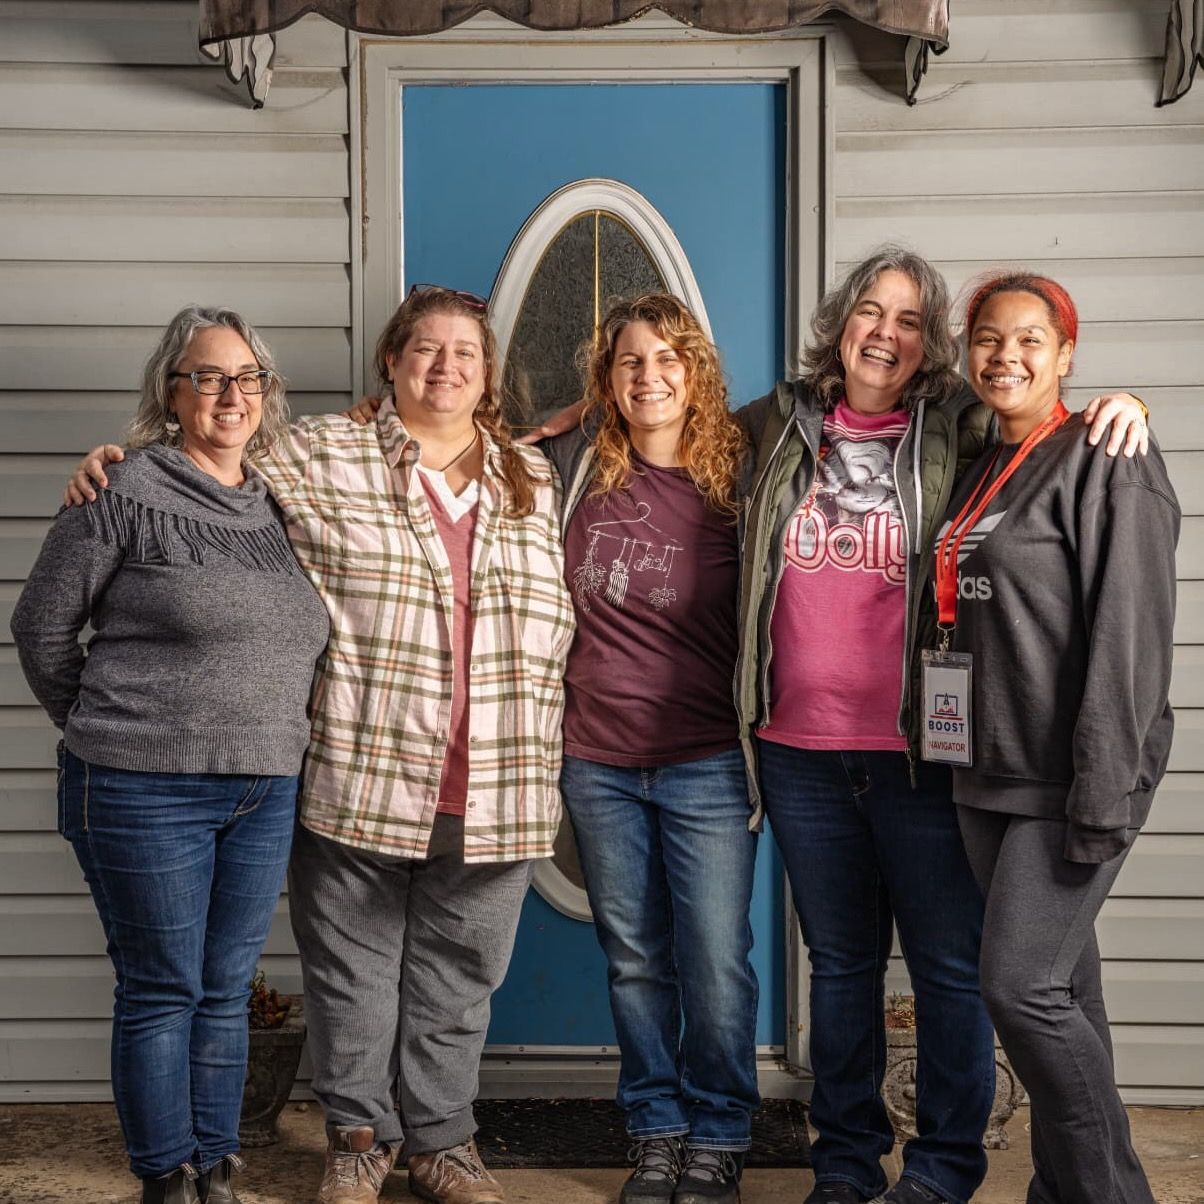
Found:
[803,246,961,412]
[128,305,289,461]
[582,294,746,516]
[373,286,538,518]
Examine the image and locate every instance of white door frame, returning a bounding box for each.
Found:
[351,12,832,1091]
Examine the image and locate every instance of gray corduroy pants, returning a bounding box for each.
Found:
[288,815,532,1154]
[956,807,1154,1204]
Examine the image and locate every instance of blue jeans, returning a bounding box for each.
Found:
[58,748,296,1178]
[758,743,994,1204]
[561,748,760,1150]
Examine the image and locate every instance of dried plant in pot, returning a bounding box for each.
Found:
[240,970,306,1147]
[882,993,1023,1151]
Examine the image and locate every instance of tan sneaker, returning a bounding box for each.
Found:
[407,1138,504,1204]
[316,1126,398,1204]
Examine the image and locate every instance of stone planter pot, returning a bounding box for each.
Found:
[240,995,306,1148]
[883,1026,1023,1150]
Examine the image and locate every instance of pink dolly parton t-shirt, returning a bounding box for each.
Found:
[758,398,910,751]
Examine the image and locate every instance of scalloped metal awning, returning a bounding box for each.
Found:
[197,0,949,106]
[198,0,1203,111]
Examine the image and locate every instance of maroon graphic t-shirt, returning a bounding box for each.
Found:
[562,452,740,767]
[759,399,911,751]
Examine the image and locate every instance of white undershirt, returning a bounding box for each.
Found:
[415,462,481,523]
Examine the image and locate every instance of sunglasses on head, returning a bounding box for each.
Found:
[405,283,488,311]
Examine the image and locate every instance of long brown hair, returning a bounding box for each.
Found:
[582,294,745,516]
[373,287,538,518]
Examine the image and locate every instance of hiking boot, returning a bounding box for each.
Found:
[316,1126,398,1203]
[869,1178,948,1204]
[141,1165,201,1204]
[408,1138,504,1204]
[621,1136,684,1203]
[674,1147,742,1203]
[197,1154,245,1203]
[804,1184,870,1204]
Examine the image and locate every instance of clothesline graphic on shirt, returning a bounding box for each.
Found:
[571,502,685,613]
[783,425,907,584]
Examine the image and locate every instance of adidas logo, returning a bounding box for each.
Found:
[935,511,1006,565]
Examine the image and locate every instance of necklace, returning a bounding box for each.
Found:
[428,430,479,474]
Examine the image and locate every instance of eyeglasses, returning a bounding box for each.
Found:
[405,283,488,311]
[168,369,274,395]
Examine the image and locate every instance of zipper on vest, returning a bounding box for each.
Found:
[757,413,820,726]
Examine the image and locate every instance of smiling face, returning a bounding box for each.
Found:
[967,290,1074,442]
[169,326,263,463]
[387,312,486,429]
[608,320,690,449]
[838,269,926,414]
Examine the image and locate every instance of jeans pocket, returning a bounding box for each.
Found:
[55,740,67,837]
[56,747,90,839]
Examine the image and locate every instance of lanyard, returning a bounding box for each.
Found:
[934,400,1069,640]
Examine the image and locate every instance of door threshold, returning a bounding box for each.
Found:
[478,1048,811,1099]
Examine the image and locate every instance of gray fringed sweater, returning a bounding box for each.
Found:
[11,445,330,776]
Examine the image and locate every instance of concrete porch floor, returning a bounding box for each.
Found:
[0,1103,1201,1203]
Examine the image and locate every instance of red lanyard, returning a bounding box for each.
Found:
[934,401,1069,633]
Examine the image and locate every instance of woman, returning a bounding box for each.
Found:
[268,287,573,1204]
[65,286,575,1204]
[733,248,1149,1204]
[940,273,1177,1204]
[543,295,757,1204]
[12,307,331,1204]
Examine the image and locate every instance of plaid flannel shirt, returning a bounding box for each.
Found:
[255,400,575,862]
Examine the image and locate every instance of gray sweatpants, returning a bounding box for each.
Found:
[956,807,1153,1204]
[288,816,532,1154]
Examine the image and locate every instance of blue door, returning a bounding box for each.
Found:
[401,82,788,1050]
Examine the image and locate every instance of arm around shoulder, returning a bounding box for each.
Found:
[251,419,314,496]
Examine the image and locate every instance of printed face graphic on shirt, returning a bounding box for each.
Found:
[782,419,907,585]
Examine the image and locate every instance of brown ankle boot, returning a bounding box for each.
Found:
[316,1126,398,1204]
[141,1164,201,1204]
[407,1138,503,1204]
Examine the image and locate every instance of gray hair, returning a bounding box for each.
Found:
[127,305,289,460]
[802,245,961,411]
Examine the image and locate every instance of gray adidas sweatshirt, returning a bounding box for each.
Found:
[944,415,1179,862]
[11,445,330,776]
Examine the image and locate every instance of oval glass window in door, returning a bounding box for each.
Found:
[502,212,665,429]
[492,178,713,434]
[490,180,711,920]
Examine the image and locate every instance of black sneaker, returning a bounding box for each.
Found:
[673,1147,743,1203]
[870,1178,948,1204]
[804,1184,870,1204]
[621,1137,685,1203]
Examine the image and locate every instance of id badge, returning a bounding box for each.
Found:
[920,649,974,766]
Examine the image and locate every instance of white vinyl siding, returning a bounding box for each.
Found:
[0,2,346,1101]
[833,0,1204,1102]
[1,0,1202,1105]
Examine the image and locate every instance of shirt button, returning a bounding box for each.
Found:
[467,800,476,810]
[469,735,478,744]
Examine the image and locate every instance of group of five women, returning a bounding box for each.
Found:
[14,244,1177,1204]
